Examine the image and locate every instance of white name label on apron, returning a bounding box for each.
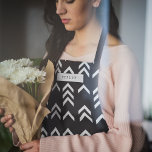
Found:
[57,73,84,83]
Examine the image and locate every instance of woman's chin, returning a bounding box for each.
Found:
[64,25,75,32]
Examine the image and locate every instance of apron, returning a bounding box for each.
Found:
[41,30,109,137]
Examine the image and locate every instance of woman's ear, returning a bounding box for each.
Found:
[92,0,101,8]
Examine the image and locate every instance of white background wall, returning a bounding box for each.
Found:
[25,6,49,58]
[143,0,152,114]
[119,0,146,83]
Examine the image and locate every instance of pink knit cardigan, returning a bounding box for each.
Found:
[39,45,145,152]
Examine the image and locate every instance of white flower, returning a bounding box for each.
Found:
[9,68,27,85]
[0,59,17,67]
[34,70,46,83]
[0,58,46,85]
[0,58,46,101]
[24,67,36,83]
[15,58,33,67]
[23,67,46,83]
[0,63,16,79]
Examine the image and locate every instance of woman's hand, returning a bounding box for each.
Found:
[0,108,15,133]
[0,108,20,146]
[20,140,40,152]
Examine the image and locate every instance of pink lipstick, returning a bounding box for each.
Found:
[61,19,70,24]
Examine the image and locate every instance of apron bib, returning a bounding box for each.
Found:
[41,30,109,137]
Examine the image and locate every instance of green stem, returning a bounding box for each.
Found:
[35,82,40,102]
[23,82,41,102]
[35,82,37,100]
[29,83,33,97]
[26,83,31,95]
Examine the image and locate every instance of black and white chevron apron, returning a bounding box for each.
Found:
[41,30,109,137]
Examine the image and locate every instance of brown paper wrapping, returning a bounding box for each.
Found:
[0,60,54,144]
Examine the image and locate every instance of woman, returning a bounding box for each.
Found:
[0,0,146,151]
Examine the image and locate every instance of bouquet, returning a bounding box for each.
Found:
[0,58,54,145]
[0,58,46,101]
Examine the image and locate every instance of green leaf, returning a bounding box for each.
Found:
[31,58,42,67]
[0,123,13,152]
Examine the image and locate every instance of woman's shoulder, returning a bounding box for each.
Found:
[109,45,137,66]
[107,34,136,62]
[101,43,138,71]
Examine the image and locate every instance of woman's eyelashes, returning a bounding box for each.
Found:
[66,0,75,4]
[56,0,75,4]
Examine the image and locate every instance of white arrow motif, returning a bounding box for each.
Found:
[51,110,61,120]
[79,62,90,70]
[41,134,45,138]
[63,90,74,99]
[80,112,93,123]
[41,127,48,137]
[63,128,74,136]
[93,87,98,95]
[51,103,61,113]
[78,67,90,77]
[94,94,99,102]
[94,101,100,109]
[92,69,99,78]
[63,111,75,121]
[56,60,62,68]
[55,67,61,74]
[63,97,74,107]
[52,83,60,92]
[80,130,91,136]
[96,114,104,124]
[46,115,48,119]
[51,127,60,136]
[63,83,74,92]
[64,66,74,74]
[78,85,90,94]
[78,105,91,115]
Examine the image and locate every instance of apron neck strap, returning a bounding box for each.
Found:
[93,28,107,66]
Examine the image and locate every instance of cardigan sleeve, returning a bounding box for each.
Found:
[39,46,145,152]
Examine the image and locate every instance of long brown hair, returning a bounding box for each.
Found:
[42,0,120,65]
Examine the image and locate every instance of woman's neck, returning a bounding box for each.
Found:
[73,17,102,46]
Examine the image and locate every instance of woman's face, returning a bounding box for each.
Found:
[56,0,99,31]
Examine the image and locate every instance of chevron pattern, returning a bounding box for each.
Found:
[51,127,60,136]
[63,90,74,99]
[78,105,93,123]
[92,69,99,78]
[63,97,74,107]
[78,84,90,94]
[96,114,104,124]
[42,59,109,137]
[78,67,90,77]
[78,62,90,70]
[63,128,74,136]
[78,62,90,77]
[62,83,74,108]
[51,103,61,112]
[41,127,48,137]
[56,60,62,68]
[55,66,61,74]
[55,60,62,73]
[80,130,91,136]
[52,83,60,92]
[64,66,74,74]
[51,103,61,120]
[63,83,74,92]
[93,87,100,109]
[63,111,75,121]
